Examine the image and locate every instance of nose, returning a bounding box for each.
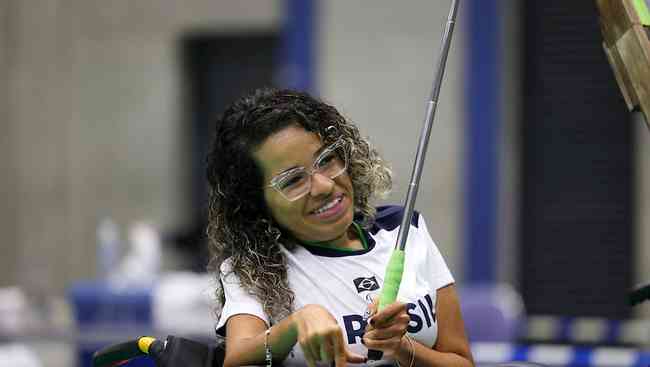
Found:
[309,172,334,197]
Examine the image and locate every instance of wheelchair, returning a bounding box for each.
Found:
[92,335,547,367]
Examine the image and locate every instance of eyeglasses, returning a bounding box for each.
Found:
[266,141,348,202]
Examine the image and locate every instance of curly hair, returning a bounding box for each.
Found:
[206,88,392,324]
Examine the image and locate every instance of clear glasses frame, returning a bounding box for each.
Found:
[266,140,348,202]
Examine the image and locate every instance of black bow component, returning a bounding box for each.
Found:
[93,335,224,367]
[629,283,650,306]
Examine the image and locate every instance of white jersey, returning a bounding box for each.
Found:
[216,206,454,366]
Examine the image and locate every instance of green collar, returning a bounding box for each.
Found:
[300,222,368,252]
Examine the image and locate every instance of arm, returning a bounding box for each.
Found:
[223,312,295,367]
[409,284,473,367]
[223,304,367,367]
[364,284,474,367]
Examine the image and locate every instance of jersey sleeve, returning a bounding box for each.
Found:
[215,259,269,335]
[416,214,455,290]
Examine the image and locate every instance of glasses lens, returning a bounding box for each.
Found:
[277,171,310,201]
[315,144,347,179]
[272,142,348,202]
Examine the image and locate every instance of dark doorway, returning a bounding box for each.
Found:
[519,2,635,319]
[173,32,279,271]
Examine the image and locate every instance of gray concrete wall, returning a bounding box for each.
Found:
[0,0,279,295]
[0,0,18,288]
[2,1,648,318]
[319,1,466,280]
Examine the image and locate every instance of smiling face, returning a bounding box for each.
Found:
[253,125,355,246]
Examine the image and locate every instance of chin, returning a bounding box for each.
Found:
[317,209,354,240]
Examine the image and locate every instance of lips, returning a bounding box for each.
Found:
[309,193,346,219]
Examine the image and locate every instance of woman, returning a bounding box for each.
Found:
[206,88,473,367]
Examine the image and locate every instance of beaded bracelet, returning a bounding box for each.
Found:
[265,328,272,367]
[396,335,415,367]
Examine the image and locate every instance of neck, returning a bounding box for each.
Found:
[301,223,364,250]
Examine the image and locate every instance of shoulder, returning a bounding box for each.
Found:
[370,205,420,234]
[219,258,233,274]
[218,258,240,284]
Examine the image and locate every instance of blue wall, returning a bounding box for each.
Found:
[464,0,500,283]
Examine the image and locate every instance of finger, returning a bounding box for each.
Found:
[362,336,394,349]
[368,295,379,315]
[299,337,318,367]
[331,333,347,367]
[372,316,409,333]
[345,347,367,364]
[364,322,408,340]
[364,318,375,333]
[372,302,407,322]
[310,334,325,362]
[319,336,334,363]
[369,313,409,332]
[370,303,408,327]
[361,337,400,358]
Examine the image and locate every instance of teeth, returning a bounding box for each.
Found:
[314,196,341,214]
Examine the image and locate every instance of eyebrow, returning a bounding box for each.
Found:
[273,144,330,177]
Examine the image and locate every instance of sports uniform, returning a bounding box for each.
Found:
[216,205,454,366]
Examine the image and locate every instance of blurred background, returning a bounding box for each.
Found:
[1,0,649,366]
